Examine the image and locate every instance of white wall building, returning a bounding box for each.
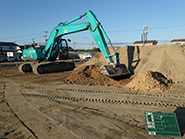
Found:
[171,39,185,45]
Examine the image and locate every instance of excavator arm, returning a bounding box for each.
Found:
[44,11,118,65]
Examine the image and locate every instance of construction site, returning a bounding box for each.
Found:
[1,7,185,138]
[0,43,185,139]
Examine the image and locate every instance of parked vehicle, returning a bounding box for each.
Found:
[0,58,4,62]
[83,53,92,59]
[14,56,22,61]
[7,56,15,62]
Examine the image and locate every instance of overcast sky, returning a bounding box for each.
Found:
[1,0,185,49]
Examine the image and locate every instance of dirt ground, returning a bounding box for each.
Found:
[1,44,185,139]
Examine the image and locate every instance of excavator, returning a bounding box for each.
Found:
[19,10,130,77]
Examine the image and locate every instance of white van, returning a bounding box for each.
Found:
[83,53,92,59]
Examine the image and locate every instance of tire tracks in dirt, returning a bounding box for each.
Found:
[20,84,185,135]
[21,94,147,138]
[21,92,184,109]
[22,84,185,100]
[21,84,185,109]
[0,81,36,139]
[2,79,80,139]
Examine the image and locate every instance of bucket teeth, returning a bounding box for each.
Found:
[99,64,130,77]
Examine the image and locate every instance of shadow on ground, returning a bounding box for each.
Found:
[174,107,185,137]
[127,46,140,75]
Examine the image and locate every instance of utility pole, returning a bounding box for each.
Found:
[43,31,48,45]
[73,42,76,50]
[32,38,35,46]
[142,25,148,46]
[92,41,94,49]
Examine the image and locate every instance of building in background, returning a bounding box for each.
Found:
[0,42,18,52]
[133,40,158,47]
[171,39,185,45]
[0,42,21,61]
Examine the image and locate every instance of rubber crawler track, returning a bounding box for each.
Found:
[21,93,185,108]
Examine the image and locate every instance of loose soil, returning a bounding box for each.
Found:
[79,44,185,83]
[125,70,174,92]
[63,65,174,92]
[63,65,134,87]
[71,44,185,92]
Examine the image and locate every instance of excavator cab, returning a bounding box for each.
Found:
[57,39,70,60]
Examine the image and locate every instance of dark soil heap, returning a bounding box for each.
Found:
[125,70,174,92]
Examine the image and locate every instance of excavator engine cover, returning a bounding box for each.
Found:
[99,64,130,77]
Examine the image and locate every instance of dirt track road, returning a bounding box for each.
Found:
[0,63,185,139]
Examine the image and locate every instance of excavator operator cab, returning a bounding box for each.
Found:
[57,39,70,60]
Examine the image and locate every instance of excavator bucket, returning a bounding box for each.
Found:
[99,64,130,77]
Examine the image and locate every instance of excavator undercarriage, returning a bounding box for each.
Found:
[19,60,75,74]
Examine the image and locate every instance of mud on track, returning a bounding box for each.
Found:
[0,63,185,139]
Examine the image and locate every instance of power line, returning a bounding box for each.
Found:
[108,29,141,33]
[0,32,43,40]
[14,35,45,45]
[15,35,44,41]
[2,23,184,41]
[150,24,185,30]
[1,23,184,45]
[73,39,172,46]
[107,24,185,33]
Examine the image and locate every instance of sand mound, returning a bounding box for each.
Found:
[125,70,174,92]
[63,65,133,87]
[78,44,185,82]
[63,44,185,92]
[63,65,174,92]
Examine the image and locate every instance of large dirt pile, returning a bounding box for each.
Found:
[63,65,133,87]
[125,70,174,92]
[63,65,174,92]
[63,44,185,92]
[79,44,185,82]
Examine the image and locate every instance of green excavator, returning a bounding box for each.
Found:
[19,10,130,77]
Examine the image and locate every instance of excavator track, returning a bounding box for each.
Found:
[18,62,32,73]
[23,85,185,100]
[21,92,185,108]
[22,85,185,109]
[19,60,75,74]
[32,61,75,74]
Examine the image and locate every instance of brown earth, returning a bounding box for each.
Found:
[0,44,185,139]
[63,65,134,87]
[73,44,185,92]
[63,65,174,92]
[125,70,174,92]
[78,44,185,83]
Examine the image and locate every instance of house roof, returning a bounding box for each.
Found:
[171,39,185,42]
[133,40,157,44]
[0,42,18,46]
